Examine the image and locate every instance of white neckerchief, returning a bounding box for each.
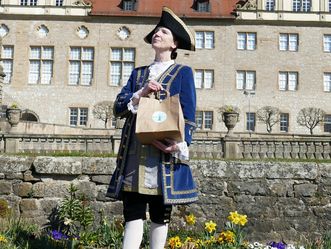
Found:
[148,60,175,81]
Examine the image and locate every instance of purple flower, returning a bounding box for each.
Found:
[268,241,286,249]
[50,230,69,240]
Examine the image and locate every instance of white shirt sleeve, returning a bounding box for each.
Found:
[127,89,143,114]
[171,141,189,161]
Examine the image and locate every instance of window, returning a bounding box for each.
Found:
[237,32,256,50]
[110,48,135,86]
[329,0,331,12]
[194,69,213,89]
[302,0,311,12]
[293,0,311,12]
[69,47,94,86]
[111,117,117,128]
[278,72,298,91]
[325,115,331,132]
[122,0,135,11]
[196,111,213,130]
[69,107,88,126]
[279,33,298,51]
[323,35,331,52]
[1,46,14,84]
[324,73,331,92]
[192,0,210,12]
[293,0,301,11]
[236,71,256,90]
[197,0,209,12]
[246,112,255,131]
[20,0,38,5]
[266,0,275,11]
[195,31,214,49]
[280,113,289,132]
[55,0,63,6]
[28,46,53,84]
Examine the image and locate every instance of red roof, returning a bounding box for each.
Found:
[89,0,238,19]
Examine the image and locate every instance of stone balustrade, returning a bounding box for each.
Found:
[0,132,330,160]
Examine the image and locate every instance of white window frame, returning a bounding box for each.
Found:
[1,45,14,84]
[323,73,331,92]
[280,113,289,132]
[278,71,298,91]
[265,0,275,11]
[197,1,209,12]
[110,47,135,86]
[21,0,38,5]
[194,69,214,89]
[236,70,256,90]
[246,112,256,132]
[55,0,63,6]
[324,114,331,132]
[195,31,214,49]
[237,32,256,50]
[323,35,331,52]
[293,0,311,12]
[69,107,88,126]
[302,0,311,12]
[279,33,298,51]
[28,46,54,85]
[69,47,94,86]
[196,111,213,130]
[123,0,135,11]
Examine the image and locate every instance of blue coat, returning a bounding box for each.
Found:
[107,64,198,205]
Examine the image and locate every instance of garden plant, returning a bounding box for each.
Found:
[0,185,331,249]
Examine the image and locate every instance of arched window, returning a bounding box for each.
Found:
[21,110,39,122]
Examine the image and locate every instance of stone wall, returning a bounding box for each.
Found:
[0,156,330,242]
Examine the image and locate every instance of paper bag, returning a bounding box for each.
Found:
[136,94,184,144]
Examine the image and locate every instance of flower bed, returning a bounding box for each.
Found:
[1,184,331,249]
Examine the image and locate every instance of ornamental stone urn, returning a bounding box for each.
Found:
[223,112,239,137]
[6,107,21,127]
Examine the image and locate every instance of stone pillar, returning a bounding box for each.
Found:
[224,137,241,159]
[4,135,19,153]
[0,37,4,105]
[112,118,125,154]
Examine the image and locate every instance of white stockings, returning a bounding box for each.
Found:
[149,222,169,249]
[122,219,144,249]
[122,220,168,249]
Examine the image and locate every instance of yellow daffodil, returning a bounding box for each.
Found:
[185,213,196,225]
[204,220,217,233]
[0,234,8,244]
[175,241,182,248]
[184,236,193,243]
[195,239,203,247]
[218,230,235,244]
[238,214,248,226]
[168,236,181,249]
[227,211,248,226]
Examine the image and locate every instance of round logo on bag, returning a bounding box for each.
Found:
[152,111,167,123]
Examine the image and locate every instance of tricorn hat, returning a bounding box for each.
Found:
[144,7,195,51]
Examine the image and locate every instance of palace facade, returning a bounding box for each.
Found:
[0,0,330,134]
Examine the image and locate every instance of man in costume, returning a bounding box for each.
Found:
[107,7,198,249]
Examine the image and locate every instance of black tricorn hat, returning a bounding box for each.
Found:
[144,7,195,51]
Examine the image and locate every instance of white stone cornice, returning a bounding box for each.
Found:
[237,11,331,23]
[0,5,91,16]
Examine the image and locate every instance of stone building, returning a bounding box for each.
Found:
[0,0,330,135]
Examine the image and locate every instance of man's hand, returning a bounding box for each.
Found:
[152,138,179,153]
[141,80,163,97]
